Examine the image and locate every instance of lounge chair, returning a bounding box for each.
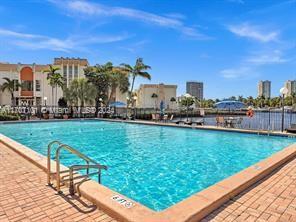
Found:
[287,124,296,133]
[163,114,168,122]
[151,113,160,122]
[151,113,156,121]
[172,119,185,124]
[216,116,225,127]
[191,118,204,126]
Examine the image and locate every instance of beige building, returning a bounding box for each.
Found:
[258,80,271,98]
[284,80,296,96]
[135,83,177,109]
[0,57,127,106]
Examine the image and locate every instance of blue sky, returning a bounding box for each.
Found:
[0,0,295,98]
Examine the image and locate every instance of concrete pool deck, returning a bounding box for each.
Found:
[0,119,296,221]
[0,143,117,222]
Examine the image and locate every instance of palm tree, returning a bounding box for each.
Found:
[84,63,112,114]
[51,73,64,105]
[43,65,61,105]
[64,78,97,114]
[120,58,151,107]
[238,95,244,102]
[291,92,296,105]
[1,77,21,105]
[107,65,130,104]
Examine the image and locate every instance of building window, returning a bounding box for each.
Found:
[13,80,19,91]
[21,80,33,91]
[35,80,41,91]
[63,65,67,80]
[69,65,73,75]
[74,65,78,78]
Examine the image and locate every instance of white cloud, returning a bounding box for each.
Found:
[228,23,279,42]
[220,67,251,79]
[0,27,129,52]
[0,28,43,39]
[49,0,208,39]
[246,50,288,65]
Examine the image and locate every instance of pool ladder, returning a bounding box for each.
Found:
[47,141,107,195]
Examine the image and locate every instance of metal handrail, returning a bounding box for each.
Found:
[55,144,105,193]
[47,140,62,185]
[69,164,107,195]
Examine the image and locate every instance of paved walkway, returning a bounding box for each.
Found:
[203,157,296,222]
[0,143,116,222]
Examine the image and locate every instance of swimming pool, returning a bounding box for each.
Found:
[0,120,295,211]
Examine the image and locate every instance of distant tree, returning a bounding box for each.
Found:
[238,95,244,102]
[120,58,151,107]
[1,77,21,106]
[180,97,195,107]
[84,64,110,114]
[43,65,62,105]
[108,65,130,104]
[64,78,97,114]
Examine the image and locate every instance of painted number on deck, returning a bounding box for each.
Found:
[111,195,134,208]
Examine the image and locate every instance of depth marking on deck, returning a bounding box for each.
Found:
[111,195,135,208]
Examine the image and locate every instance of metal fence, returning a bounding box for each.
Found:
[1,105,295,132]
[132,108,296,131]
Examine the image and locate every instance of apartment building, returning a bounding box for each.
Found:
[186,81,204,100]
[0,57,88,106]
[135,83,177,109]
[284,80,296,96]
[258,80,271,98]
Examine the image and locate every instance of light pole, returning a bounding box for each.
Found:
[184,93,192,122]
[280,87,288,132]
[126,96,130,119]
[133,95,137,119]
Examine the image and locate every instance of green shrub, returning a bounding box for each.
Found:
[0,114,19,121]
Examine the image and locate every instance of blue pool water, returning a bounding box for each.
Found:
[0,120,295,211]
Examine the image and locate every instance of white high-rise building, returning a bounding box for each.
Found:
[284,80,296,96]
[258,80,271,98]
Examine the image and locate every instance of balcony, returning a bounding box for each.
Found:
[21,90,33,97]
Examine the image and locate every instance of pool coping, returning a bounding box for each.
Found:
[0,120,295,222]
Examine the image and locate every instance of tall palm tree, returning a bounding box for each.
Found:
[84,63,112,113]
[108,66,130,104]
[52,73,64,105]
[120,58,151,106]
[1,77,21,105]
[64,78,97,114]
[43,65,61,106]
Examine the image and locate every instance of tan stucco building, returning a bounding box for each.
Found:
[0,57,127,106]
[135,83,177,109]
